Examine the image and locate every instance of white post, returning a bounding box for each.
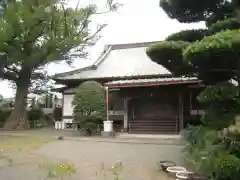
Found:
[55,121,60,130]
[104,121,113,132]
[101,86,115,137]
[61,122,66,129]
[54,121,58,129]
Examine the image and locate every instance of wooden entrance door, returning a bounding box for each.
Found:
[129,95,179,134]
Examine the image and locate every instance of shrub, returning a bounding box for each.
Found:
[72,81,106,135]
[28,108,43,122]
[213,153,240,180]
[0,109,12,127]
[28,108,44,128]
[221,131,240,158]
[225,130,240,140]
[182,125,212,146]
[81,122,98,136]
[183,126,240,179]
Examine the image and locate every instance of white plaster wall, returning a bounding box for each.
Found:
[63,94,74,123]
[63,94,74,116]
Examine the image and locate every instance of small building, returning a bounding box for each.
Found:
[53,41,203,134]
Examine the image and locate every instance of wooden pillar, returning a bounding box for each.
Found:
[123,97,128,132]
[179,93,184,132]
[106,87,109,121]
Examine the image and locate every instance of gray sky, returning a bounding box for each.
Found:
[0,0,205,98]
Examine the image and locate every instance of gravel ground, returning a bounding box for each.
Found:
[0,134,183,180]
[36,140,183,180]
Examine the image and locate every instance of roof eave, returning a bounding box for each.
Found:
[105,80,201,89]
[51,46,112,80]
[52,74,172,85]
[51,65,96,79]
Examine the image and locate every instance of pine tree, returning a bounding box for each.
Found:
[0,0,114,129]
[147,0,240,129]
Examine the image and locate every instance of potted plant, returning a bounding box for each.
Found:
[176,172,207,180]
[166,166,186,177]
[159,160,176,172]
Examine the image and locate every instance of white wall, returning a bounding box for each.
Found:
[62,94,74,123]
[63,94,74,116]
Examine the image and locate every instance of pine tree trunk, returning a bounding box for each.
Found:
[4,69,31,130]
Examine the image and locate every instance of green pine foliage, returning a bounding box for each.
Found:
[147,41,191,75]
[159,0,235,24]
[0,0,104,129]
[183,29,240,83]
[0,1,95,71]
[72,81,106,135]
[209,18,240,34]
[152,0,240,130]
[156,1,240,178]
[150,1,240,85]
[166,29,208,42]
[182,126,240,180]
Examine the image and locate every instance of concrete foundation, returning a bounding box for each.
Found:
[117,133,181,139]
[101,131,116,138]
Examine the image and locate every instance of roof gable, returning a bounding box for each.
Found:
[53,41,171,81]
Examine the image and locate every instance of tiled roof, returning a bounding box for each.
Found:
[105,77,200,87]
[53,41,171,81]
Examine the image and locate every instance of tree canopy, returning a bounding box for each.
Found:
[166,29,208,42]
[159,0,235,25]
[147,0,240,129]
[146,40,191,76]
[147,29,208,76]
[147,1,240,85]
[0,0,116,129]
[72,81,106,135]
[183,29,240,83]
[150,1,240,178]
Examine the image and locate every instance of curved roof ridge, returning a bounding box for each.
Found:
[92,46,112,66]
[109,41,160,50]
[52,46,112,78]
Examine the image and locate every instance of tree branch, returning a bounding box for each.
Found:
[84,24,106,43]
[61,2,68,38]
[23,18,47,58]
[0,68,18,81]
[74,0,122,15]
[93,0,122,14]
[4,66,19,73]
